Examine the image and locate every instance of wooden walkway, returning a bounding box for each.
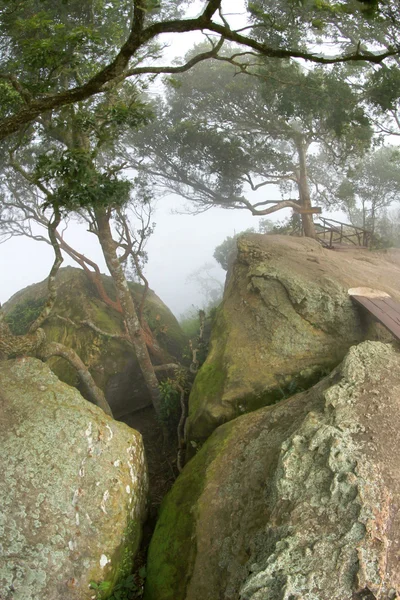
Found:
[348,287,400,342]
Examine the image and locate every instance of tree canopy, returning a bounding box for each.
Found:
[0,0,398,140]
[126,46,373,237]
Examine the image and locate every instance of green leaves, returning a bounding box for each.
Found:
[366,66,400,112]
[0,81,24,119]
[36,149,132,211]
[137,48,372,215]
[5,298,46,335]
[0,0,131,95]
[89,568,147,599]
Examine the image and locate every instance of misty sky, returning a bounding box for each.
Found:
[0,191,291,317]
[0,0,262,318]
[0,0,345,318]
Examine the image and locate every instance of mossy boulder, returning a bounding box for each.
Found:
[0,358,148,600]
[145,341,400,600]
[3,267,187,417]
[187,234,400,444]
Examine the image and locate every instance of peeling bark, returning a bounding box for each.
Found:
[29,206,64,332]
[94,207,164,418]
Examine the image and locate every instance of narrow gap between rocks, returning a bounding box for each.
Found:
[118,406,179,598]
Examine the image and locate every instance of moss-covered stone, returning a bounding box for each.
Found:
[0,358,148,600]
[145,342,400,600]
[3,267,187,417]
[144,422,235,600]
[186,235,400,445]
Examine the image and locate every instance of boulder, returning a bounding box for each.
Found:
[0,358,148,600]
[145,341,400,600]
[187,234,400,444]
[3,267,187,417]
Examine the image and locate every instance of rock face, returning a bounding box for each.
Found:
[0,358,148,600]
[145,341,400,600]
[4,267,187,417]
[187,234,400,444]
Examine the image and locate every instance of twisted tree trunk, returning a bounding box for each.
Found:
[94,207,164,418]
[38,341,113,416]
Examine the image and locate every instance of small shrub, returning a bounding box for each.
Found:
[158,378,182,431]
[5,298,46,335]
[89,567,146,600]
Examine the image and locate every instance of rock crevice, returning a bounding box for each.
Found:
[146,341,400,600]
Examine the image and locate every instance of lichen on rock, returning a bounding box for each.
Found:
[0,358,148,600]
[187,234,400,445]
[145,341,400,600]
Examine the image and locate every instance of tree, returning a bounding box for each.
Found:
[0,48,175,418]
[0,198,114,416]
[186,263,224,307]
[336,146,400,235]
[364,61,400,137]
[0,0,397,141]
[372,206,400,247]
[128,51,372,237]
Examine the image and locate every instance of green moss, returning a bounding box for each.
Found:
[97,519,142,599]
[5,297,46,335]
[189,362,226,418]
[230,365,336,421]
[144,423,235,600]
[90,301,121,333]
[189,306,228,411]
[188,359,337,451]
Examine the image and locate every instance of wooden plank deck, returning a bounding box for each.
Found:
[348,287,400,342]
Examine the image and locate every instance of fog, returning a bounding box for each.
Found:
[0,0,265,319]
[1,191,290,317]
[0,0,345,319]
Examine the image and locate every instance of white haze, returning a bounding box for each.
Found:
[0,0,258,318]
[0,0,347,318]
[1,192,290,317]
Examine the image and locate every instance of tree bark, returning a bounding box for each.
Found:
[296,137,317,239]
[94,207,164,418]
[38,341,113,417]
[0,322,113,416]
[56,234,123,313]
[29,206,64,332]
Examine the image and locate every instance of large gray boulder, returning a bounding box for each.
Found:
[0,358,148,600]
[145,341,400,600]
[187,234,400,444]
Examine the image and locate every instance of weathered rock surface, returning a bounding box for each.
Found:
[4,267,187,417]
[188,234,400,443]
[0,358,148,600]
[145,341,400,600]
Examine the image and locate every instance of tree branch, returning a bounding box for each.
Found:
[55,315,130,342]
[240,197,301,215]
[28,205,63,332]
[37,341,113,416]
[0,6,396,140]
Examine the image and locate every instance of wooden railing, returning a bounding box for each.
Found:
[286,216,373,249]
[314,217,372,249]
